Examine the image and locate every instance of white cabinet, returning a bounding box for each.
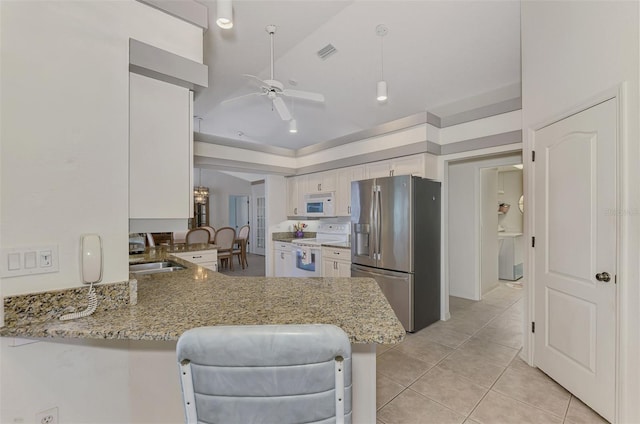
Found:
[129,73,193,223]
[286,177,300,216]
[336,165,364,217]
[322,247,351,278]
[172,249,218,272]
[274,242,292,277]
[364,154,426,179]
[302,171,336,193]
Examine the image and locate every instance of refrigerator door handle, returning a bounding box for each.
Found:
[372,185,378,258]
[376,187,382,261]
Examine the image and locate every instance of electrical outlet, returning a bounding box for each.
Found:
[35,407,58,424]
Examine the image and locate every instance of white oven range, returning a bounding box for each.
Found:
[290,223,350,277]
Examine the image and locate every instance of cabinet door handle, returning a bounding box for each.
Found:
[348,206,351,214]
[280,252,284,259]
[192,255,202,259]
[318,183,321,191]
[294,207,297,214]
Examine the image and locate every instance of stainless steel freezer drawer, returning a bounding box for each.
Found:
[351,264,412,332]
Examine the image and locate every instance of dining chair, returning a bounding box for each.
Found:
[200,226,216,243]
[213,226,236,271]
[186,228,209,245]
[232,225,250,269]
[146,233,156,247]
[177,324,352,424]
[172,231,188,245]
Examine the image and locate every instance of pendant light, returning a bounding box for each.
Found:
[376,24,388,102]
[288,98,298,133]
[216,0,233,29]
[289,119,298,133]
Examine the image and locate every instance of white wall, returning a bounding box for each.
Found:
[0,1,203,421]
[447,154,521,301]
[480,168,499,296]
[521,2,639,421]
[197,169,252,230]
[498,169,523,233]
[0,1,202,298]
[264,175,288,276]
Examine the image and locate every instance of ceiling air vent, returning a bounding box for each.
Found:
[317,44,337,60]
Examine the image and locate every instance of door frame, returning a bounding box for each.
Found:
[525,83,630,422]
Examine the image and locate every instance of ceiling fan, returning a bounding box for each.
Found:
[222,25,325,121]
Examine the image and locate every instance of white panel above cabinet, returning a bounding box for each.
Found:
[129,73,192,226]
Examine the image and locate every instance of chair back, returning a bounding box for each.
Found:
[200,226,216,243]
[213,226,236,250]
[173,231,188,244]
[237,224,250,241]
[146,233,156,247]
[177,324,352,424]
[186,228,209,245]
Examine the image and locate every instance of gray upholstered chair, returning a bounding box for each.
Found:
[232,225,250,269]
[186,228,210,245]
[213,226,236,270]
[176,324,352,424]
[200,226,216,243]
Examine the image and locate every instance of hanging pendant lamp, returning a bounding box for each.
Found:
[216,0,233,29]
[376,24,388,102]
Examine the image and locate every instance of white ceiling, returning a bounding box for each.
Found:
[194,0,521,150]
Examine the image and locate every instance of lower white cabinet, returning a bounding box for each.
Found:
[322,247,351,277]
[274,242,293,277]
[172,250,218,272]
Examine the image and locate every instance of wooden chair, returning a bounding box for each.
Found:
[186,228,209,245]
[214,227,236,271]
[233,225,250,269]
[177,324,352,424]
[200,226,216,243]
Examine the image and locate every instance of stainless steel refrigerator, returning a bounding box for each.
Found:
[351,175,441,332]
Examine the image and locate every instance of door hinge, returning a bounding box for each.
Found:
[531,322,535,333]
[531,236,535,247]
[532,150,536,162]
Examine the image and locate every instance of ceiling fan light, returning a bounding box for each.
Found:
[289,119,298,133]
[377,80,388,102]
[216,0,233,29]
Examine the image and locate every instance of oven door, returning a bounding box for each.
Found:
[291,246,322,277]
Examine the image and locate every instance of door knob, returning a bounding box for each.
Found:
[595,272,611,282]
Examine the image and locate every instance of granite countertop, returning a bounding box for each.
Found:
[1,250,405,345]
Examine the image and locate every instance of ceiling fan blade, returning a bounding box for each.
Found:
[272,96,292,121]
[242,74,270,90]
[281,89,325,103]
[221,92,265,105]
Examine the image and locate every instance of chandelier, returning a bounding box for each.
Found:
[194,186,209,204]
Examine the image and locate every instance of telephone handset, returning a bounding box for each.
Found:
[60,234,103,321]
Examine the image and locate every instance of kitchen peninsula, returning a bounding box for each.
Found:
[1,248,405,423]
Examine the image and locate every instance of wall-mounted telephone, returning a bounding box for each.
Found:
[60,234,102,321]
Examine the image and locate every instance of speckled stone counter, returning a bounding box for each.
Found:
[1,250,405,345]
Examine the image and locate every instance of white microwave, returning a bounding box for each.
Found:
[304,192,335,217]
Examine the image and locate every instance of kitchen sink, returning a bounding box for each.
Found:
[129,261,185,275]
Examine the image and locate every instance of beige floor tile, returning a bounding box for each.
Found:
[473,325,523,349]
[416,324,471,348]
[457,337,519,367]
[492,366,571,417]
[565,396,610,424]
[377,348,434,386]
[376,373,406,410]
[450,296,476,311]
[436,315,487,336]
[463,420,482,424]
[410,365,489,416]
[470,391,563,424]
[438,349,506,388]
[377,389,465,424]
[394,335,454,365]
[377,343,395,356]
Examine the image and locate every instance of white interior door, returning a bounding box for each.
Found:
[533,98,617,421]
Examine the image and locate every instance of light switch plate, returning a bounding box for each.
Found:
[0,245,59,278]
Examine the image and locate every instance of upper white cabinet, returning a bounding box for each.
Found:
[365,154,426,179]
[286,177,300,216]
[303,171,336,193]
[336,165,364,217]
[129,73,193,223]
